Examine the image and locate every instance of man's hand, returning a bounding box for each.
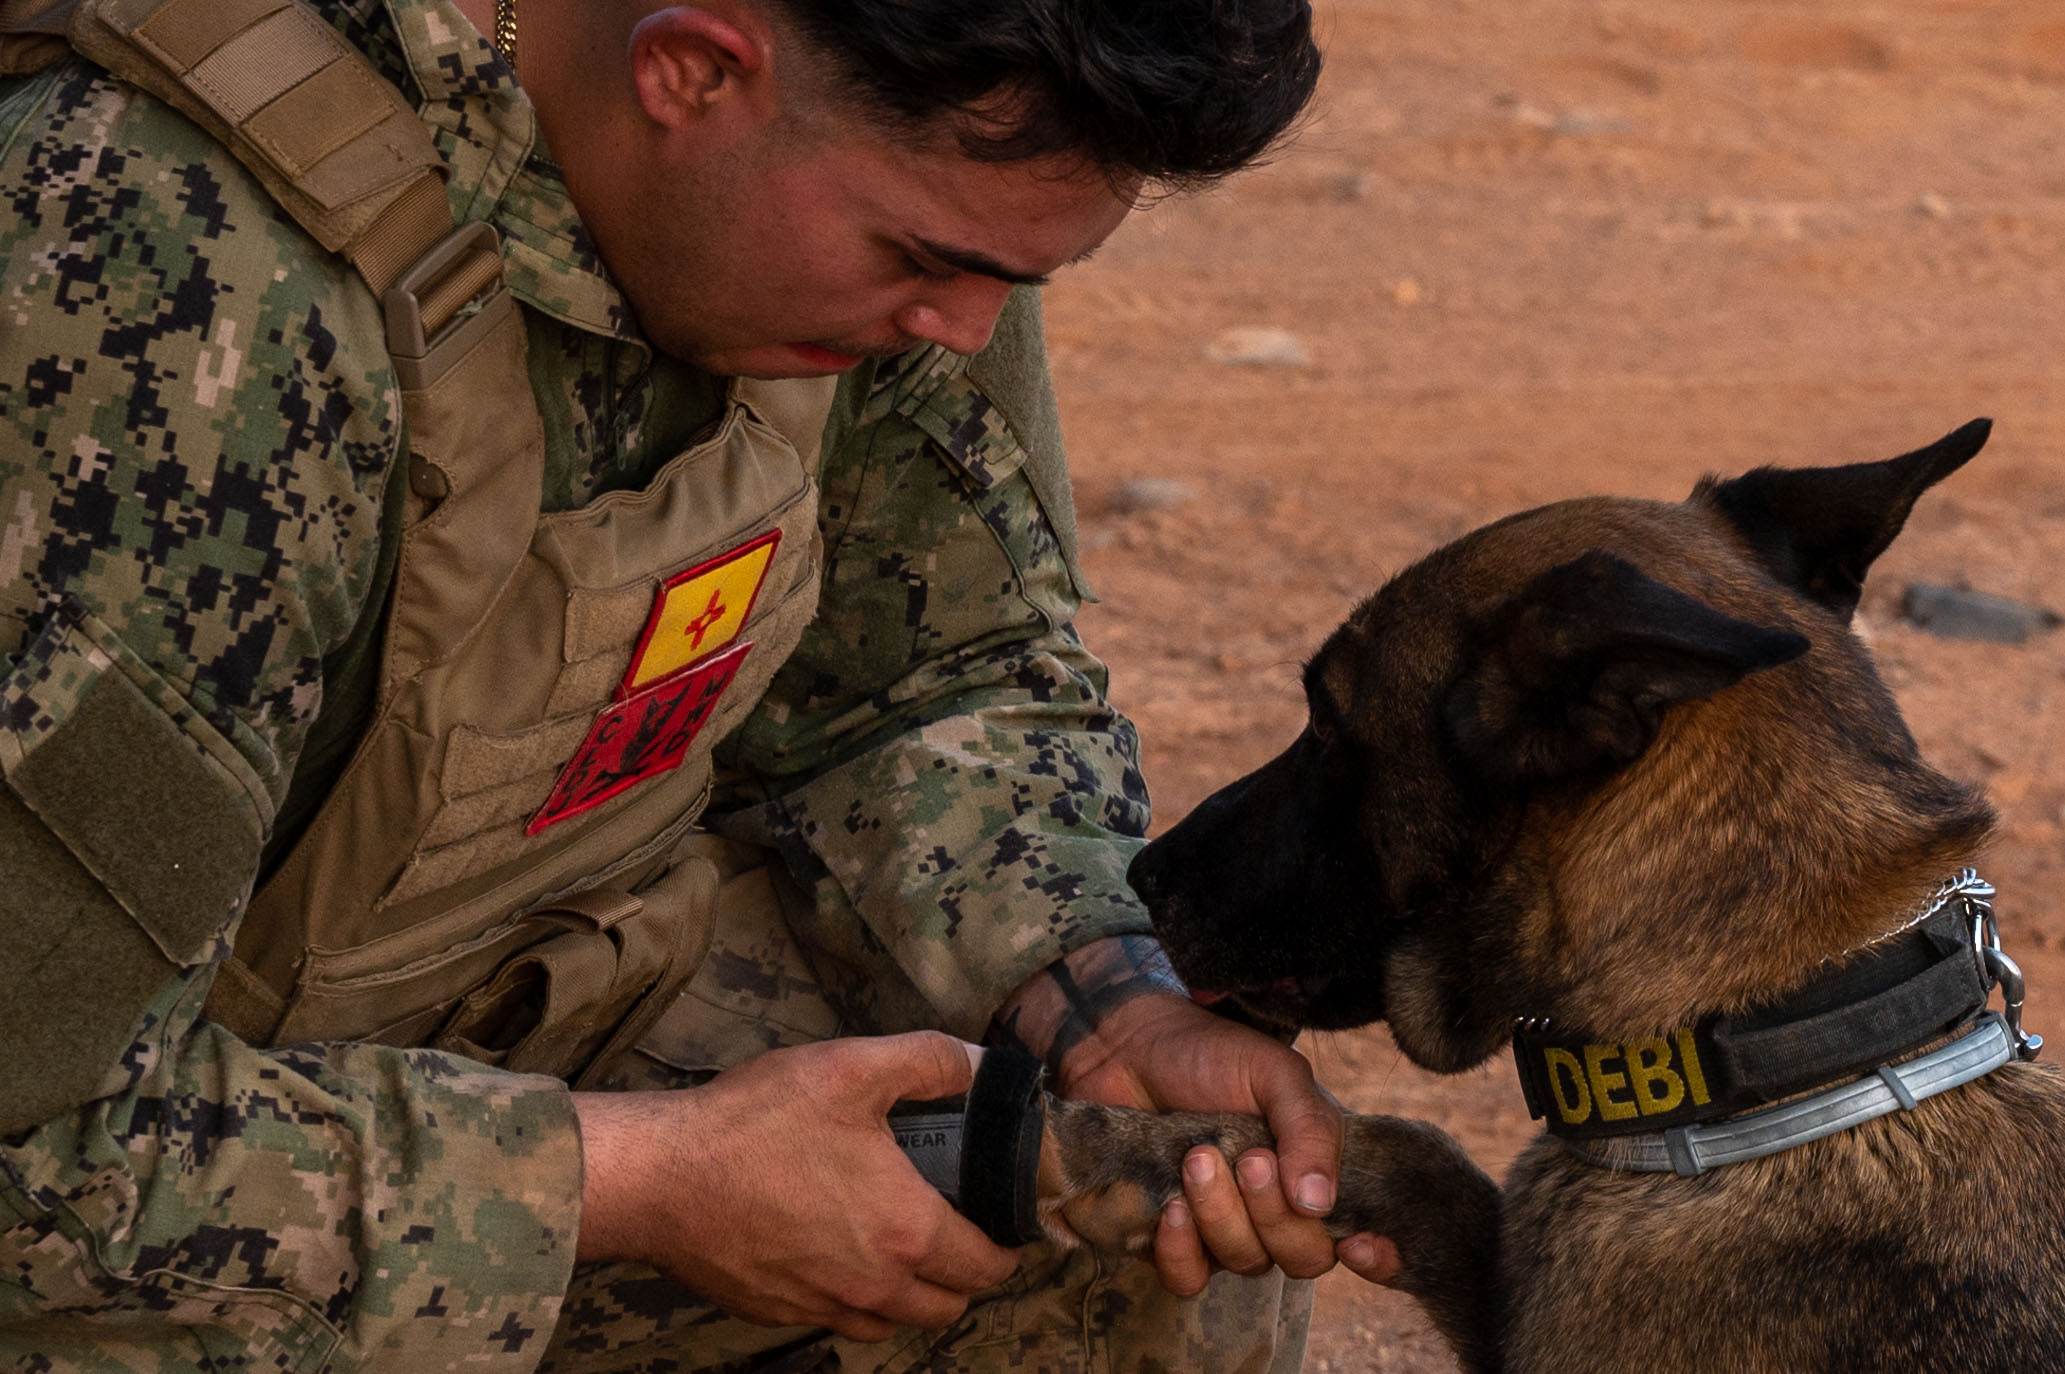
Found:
[573,1031,1021,1343]
[992,936,1401,1295]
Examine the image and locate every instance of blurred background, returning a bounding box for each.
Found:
[1039,0,2065,1366]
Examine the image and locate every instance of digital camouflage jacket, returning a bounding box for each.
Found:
[0,0,1153,1365]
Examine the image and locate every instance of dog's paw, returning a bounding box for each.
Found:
[1035,1097,1210,1253]
[1333,1115,1503,1374]
[1036,1098,1501,1371]
[1033,1178,1158,1255]
[1035,1097,1280,1254]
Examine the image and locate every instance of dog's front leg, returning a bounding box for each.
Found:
[1039,1099,1502,1373]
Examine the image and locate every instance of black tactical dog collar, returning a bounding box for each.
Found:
[1511,872,2038,1167]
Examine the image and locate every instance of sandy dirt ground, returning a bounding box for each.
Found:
[1039,1,2065,1367]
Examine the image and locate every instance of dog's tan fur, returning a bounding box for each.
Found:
[1378,499,1987,1060]
[1046,422,2065,1372]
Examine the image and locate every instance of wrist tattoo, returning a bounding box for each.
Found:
[990,935,1187,1076]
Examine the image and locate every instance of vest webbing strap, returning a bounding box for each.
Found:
[4,0,511,370]
[41,0,454,297]
[355,170,461,301]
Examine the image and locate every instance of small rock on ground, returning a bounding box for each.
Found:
[1902,583,2062,644]
[1108,477,1199,515]
[1206,326,1311,368]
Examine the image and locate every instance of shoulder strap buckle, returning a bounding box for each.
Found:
[384,220,515,391]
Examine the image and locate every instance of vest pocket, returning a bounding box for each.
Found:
[606,842,844,1090]
[433,847,719,1085]
[274,790,706,1045]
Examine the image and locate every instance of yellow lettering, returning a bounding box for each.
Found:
[1584,1044,1638,1122]
[1675,1027,1712,1106]
[1626,1037,1685,1115]
[1544,1048,1593,1124]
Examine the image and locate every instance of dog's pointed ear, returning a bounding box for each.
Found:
[1695,417,1990,620]
[1445,551,1810,785]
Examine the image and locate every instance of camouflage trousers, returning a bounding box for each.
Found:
[544,841,1312,1374]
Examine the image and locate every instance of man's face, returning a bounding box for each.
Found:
[580,108,1137,379]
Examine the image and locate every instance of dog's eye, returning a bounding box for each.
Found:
[1306,695,1344,752]
[1302,662,1347,752]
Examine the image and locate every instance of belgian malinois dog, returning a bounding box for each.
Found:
[1039,420,2065,1373]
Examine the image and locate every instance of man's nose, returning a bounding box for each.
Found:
[893,274,1017,357]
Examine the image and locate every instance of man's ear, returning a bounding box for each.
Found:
[629,6,769,130]
[1694,417,1990,621]
[1444,551,1810,786]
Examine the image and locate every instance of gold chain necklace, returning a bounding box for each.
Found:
[493,0,517,74]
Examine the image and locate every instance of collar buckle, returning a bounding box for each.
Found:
[1957,872,2044,1060]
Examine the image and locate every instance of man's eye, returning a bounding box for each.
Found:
[905,254,959,284]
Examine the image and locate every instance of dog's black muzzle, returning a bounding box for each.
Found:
[1129,736,1394,1030]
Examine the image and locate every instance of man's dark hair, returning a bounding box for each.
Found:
[772,0,1321,187]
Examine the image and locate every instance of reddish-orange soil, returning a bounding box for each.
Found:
[1041,1,2065,1366]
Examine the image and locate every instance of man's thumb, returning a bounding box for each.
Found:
[860,1030,982,1107]
[1257,1072,1344,1215]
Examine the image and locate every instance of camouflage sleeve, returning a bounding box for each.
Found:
[0,958,582,1370]
[712,289,1156,1042]
[0,66,579,1365]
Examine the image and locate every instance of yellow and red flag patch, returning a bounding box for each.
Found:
[527,531,781,835]
[621,531,780,694]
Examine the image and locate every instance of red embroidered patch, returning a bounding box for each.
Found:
[526,641,753,836]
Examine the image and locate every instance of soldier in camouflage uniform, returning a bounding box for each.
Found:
[0,0,1401,1368]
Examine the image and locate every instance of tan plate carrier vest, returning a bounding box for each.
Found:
[2,0,838,1086]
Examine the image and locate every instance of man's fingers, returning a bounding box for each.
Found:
[1250,1061,1344,1217]
[1153,1198,1216,1298]
[818,1207,1016,1340]
[1179,1146,1270,1276]
[1233,1150,1339,1280]
[868,1276,978,1332]
[1338,1232,1404,1286]
[826,1310,902,1344]
[914,1210,1023,1295]
[741,1293,894,1341]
